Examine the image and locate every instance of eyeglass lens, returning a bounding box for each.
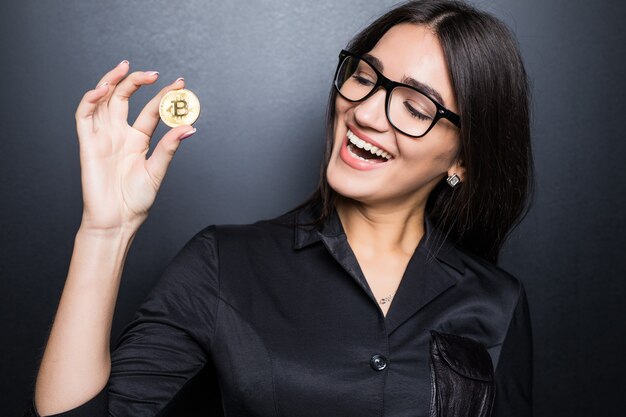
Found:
[335,55,438,137]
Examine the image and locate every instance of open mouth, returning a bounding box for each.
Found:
[345,129,391,163]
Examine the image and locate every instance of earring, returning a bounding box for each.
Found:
[446,173,461,188]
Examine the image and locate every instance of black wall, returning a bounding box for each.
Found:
[1,1,624,416]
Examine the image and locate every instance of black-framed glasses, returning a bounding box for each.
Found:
[333,49,461,138]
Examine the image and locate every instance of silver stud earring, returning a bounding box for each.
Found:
[446,173,461,188]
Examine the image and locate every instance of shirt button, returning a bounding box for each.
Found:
[370,354,388,371]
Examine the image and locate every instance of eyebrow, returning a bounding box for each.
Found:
[362,53,446,106]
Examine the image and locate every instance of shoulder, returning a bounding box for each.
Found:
[170,224,219,266]
[445,246,528,346]
[210,208,298,247]
[182,207,296,244]
[423,216,525,307]
[454,245,525,303]
[439,245,531,352]
[170,210,299,268]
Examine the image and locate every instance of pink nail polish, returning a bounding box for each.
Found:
[118,59,129,66]
[179,128,197,141]
[175,77,185,83]
[145,71,159,77]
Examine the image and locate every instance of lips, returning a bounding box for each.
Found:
[346,129,392,160]
[339,126,393,171]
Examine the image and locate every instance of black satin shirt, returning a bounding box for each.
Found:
[27,203,532,417]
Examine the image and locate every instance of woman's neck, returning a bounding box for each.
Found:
[335,196,426,257]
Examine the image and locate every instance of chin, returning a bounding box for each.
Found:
[326,161,389,205]
[326,153,392,207]
[327,157,442,211]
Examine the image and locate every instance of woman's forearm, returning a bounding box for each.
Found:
[31,57,195,415]
[34,225,138,416]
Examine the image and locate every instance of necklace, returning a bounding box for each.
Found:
[378,293,395,305]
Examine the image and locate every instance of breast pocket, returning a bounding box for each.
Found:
[429,330,495,417]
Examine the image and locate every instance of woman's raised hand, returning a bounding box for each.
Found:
[75,60,196,232]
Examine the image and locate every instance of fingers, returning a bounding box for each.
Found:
[75,60,130,137]
[132,77,185,137]
[75,84,109,136]
[145,126,197,188]
[108,70,161,123]
[93,59,130,90]
[75,60,190,149]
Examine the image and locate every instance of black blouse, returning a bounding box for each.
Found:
[27,203,533,417]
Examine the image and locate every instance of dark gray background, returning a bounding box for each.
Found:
[1,0,624,416]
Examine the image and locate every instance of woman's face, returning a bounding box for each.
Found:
[327,23,464,209]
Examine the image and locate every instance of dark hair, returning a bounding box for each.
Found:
[297,0,533,263]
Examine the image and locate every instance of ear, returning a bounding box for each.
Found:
[447,159,466,183]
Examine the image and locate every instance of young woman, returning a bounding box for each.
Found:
[28,1,533,416]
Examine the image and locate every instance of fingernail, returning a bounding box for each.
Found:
[145,71,159,77]
[175,77,185,83]
[118,59,129,66]
[96,81,109,89]
[179,128,197,141]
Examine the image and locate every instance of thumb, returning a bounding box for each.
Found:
[145,125,196,187]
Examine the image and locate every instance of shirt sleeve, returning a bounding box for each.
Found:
[491,280,533,417]
[26,225,220,417]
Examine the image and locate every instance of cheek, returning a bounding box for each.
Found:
[434,142,461,164]
[334,96,353,121]
[400,133,461,170]
[331,100,351,152]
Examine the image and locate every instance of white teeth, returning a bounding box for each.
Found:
[346,129,392,160]
[347,144,377,163]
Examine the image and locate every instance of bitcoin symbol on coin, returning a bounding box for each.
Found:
[170,99,189,117]
[159,89,201,127]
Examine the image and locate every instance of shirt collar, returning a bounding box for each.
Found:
[293,201,465,274]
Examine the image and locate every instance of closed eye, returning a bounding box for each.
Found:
[404,101,432,121]
[351,74,375,86]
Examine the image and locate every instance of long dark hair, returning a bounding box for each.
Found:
[297,0,533,264]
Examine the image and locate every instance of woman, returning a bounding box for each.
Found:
[28,0,533,416]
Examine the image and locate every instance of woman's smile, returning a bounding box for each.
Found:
[339,125,394,171]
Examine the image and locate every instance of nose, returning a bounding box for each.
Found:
[352,87,390,133]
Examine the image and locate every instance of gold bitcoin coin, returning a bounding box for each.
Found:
[159,88,201,128]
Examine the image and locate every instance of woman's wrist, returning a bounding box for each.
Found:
[73,225,138,272]
[77,224,139,239]
[78,216,144,241]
